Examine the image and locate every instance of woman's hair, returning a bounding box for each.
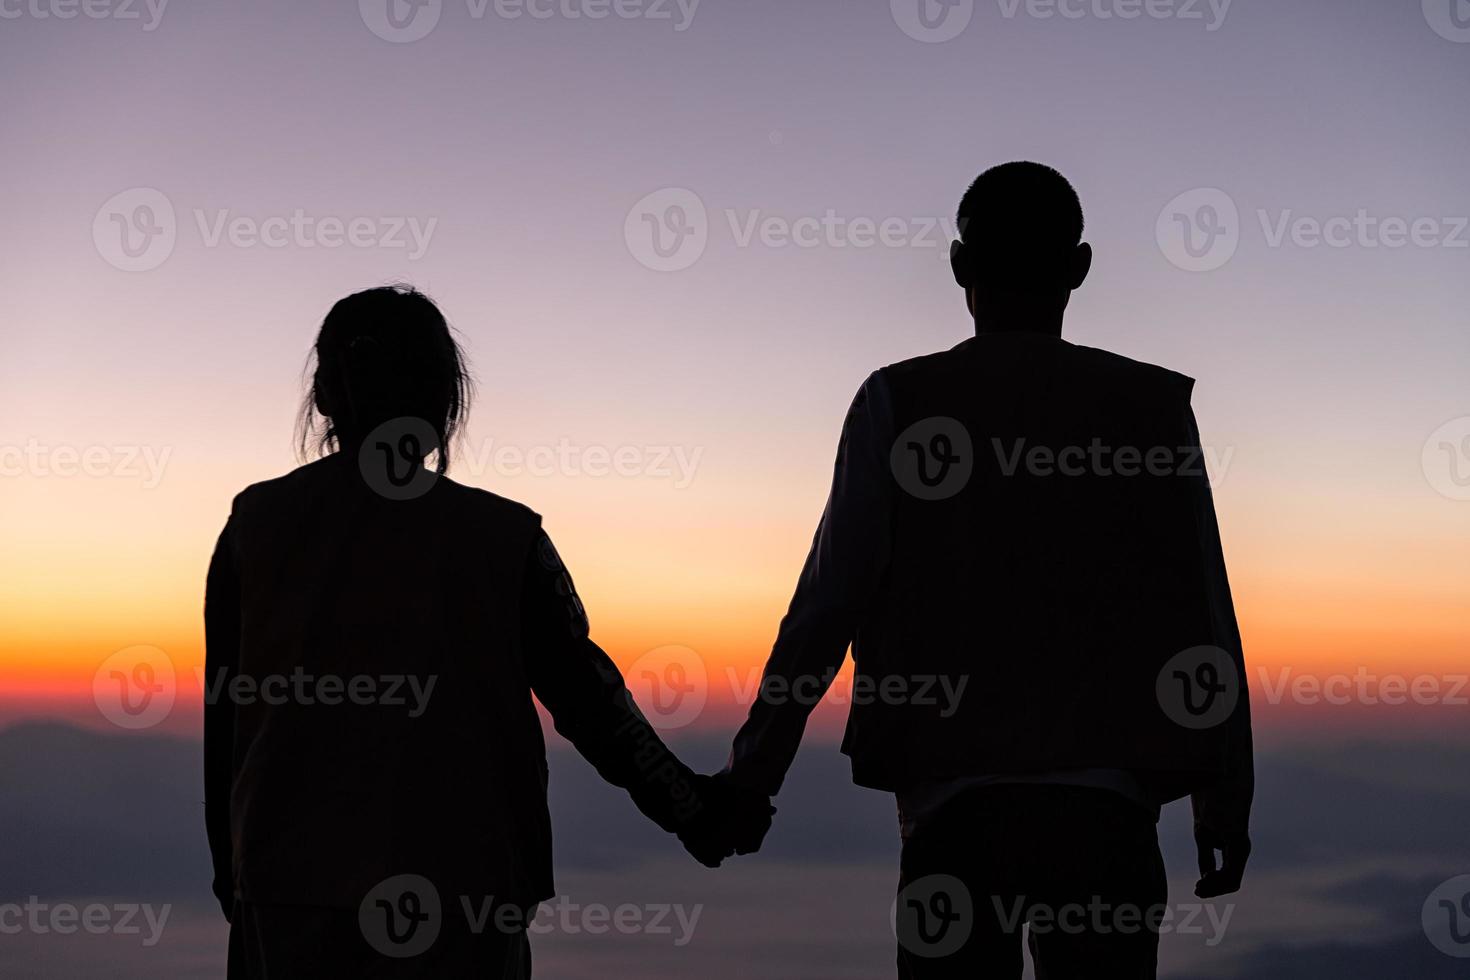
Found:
[295,285,472,473]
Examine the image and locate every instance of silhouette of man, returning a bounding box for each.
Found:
[204,286,766,978]
[718,163,1254,978]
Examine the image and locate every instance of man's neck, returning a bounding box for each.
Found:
[969,290,1069,338]
[971,313,1065,338]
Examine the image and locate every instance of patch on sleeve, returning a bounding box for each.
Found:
[565,591,589,639]
[537,535,564,572]
[537,534,589,637]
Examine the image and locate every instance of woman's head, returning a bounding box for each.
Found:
[297,285,472,472]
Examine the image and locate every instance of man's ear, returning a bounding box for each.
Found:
[950,241,978,316]
[1068,242,1093,290]
[950,240,970,288]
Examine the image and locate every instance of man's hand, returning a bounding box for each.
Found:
[677,773,775,868]
[212,876,233,923]
[1193,823,1250,898]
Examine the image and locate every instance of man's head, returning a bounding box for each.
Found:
[950,162,1092,330]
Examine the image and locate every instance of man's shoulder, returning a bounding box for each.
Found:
[876,341,973,383]
[1065,341,1196,396]
[875,337,1194,400]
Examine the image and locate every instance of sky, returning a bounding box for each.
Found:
[1,0,1468,975]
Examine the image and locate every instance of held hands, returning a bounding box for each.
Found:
[678,773,775,869]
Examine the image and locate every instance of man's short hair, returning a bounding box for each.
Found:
[956,163,1084,284]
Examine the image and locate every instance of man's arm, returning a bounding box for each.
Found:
[1183,405,1255,898]
[724,372,895,798]
[203,519,239,921]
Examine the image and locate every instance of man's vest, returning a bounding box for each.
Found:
[841,333,1242,799]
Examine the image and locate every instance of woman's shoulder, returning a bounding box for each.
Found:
[436,473,543,528]
[227,455,347,509]
[227,457,539,529]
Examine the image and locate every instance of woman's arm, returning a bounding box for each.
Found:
[203,519,240,920]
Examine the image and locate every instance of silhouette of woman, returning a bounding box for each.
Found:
[204,286,764,978]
